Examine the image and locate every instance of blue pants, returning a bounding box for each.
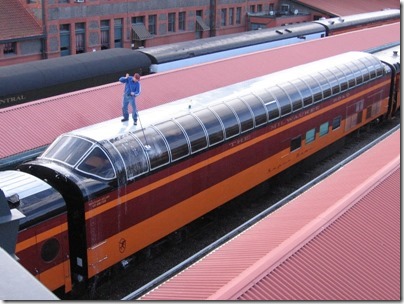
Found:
[122,94,138,121]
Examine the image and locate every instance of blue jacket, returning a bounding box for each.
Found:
[119,76,141,97]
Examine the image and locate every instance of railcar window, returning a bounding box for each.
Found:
[368,64,377,78]
[241,92,267,127]
[290,136,301,152]
[77,146,115,179]
[323,68,341,95]
[193,108,224,146]
[334,66,348,91]
[175,114,208,153]
[134,127,169,170]
[359,59,373,81]
[226,98,254,133]
[341,63,356,88]
[265,100,280,121]
[367,56,384,77]
[41,238,60,263]
[314,72,331,99]
[154,120,190,162]
[320,69,339,96]
[375,64,384,77]
[360,57,377,79]
[332,116,341,130]
[319,122,329,137]
[301,75,322,103]
[108,134,148,179]
[357,59,370,82]
[350,60,363,85]
[305,128,315,144]
[210,103,240,139]
[282,82,303,111]
[292,78,313,107]
[268,86,292,116]
[42,135,93,166]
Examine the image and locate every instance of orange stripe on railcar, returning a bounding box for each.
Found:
[84,78,391,278]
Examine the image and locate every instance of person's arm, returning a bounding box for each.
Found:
[119,73,130,83]
[134,82,141,96]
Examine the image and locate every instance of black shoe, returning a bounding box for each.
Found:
[134,120,138,125]
[121,118,128,122]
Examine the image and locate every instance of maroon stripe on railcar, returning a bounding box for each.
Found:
[84,76,392,246]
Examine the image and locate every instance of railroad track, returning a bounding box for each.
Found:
[72,115,400,301]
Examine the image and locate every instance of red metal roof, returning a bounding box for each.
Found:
[0,0,42,40]
[292,0,400,16]
[0,22,400,161]
[140,129,400,301]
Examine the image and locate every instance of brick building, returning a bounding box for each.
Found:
[0,0,399,66]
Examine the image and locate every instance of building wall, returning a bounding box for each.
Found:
[2,0,282,65]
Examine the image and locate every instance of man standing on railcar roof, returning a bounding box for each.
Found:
[119,73,141,125]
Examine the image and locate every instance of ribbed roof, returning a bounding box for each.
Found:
[0,22,399,164]
[0,0,42,41]
[291,0,400,16]
[140,129,400,301]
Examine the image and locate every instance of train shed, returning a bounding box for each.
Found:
[0,22,400,169]
[137,127,400,301]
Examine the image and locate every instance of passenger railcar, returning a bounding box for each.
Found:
[0,9,399,107]
[0,46,400,296]
[141,22,326,73]
[314,9,400,35]
[0,48,151,109]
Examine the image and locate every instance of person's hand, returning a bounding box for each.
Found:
[131,92,135,96]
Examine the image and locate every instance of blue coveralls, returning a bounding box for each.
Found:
[119,76,141,122]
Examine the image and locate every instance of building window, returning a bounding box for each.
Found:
[249,5,255,13]
[221,8,227,26]
[179,12,186,31]
[281,4,290,14]
[3,42,16,55]
[132,16,145,24]
[75,22,85,54]
[101,20,110,50]
[60,24,70,56]
[236,7,242,24]
[229,8,234,25]
[114,18,123,48]
[269,3,275,12]
[148,15,157,35]
[168,12,176,32]
[58,0,69,3]
[257,4,263,12]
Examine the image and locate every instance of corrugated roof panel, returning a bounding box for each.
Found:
[141,130,400,300]
[239,168,400,300]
